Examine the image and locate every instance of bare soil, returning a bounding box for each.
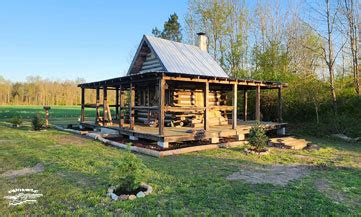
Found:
[315,178,359,207]
[55,135,90,146]
[1,163,44,178]
[226,164,310,186]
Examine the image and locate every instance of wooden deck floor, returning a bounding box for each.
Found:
[82,120,286,143]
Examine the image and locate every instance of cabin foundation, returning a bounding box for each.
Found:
[211,137,220,144]
[157,141,169,148]
[277,127,286,136]
[129,136,139,141]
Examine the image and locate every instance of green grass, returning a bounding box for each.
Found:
[0,105,97,125]
[0,106,361,215]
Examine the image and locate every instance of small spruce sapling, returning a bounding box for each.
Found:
[112,148,145,193]
[10,115,23,127]
[248,121,269,152]
[32,112,45,131]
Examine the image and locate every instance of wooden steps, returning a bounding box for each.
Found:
[269,137,310,150]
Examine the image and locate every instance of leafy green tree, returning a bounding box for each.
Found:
[152,13,182,42]
[252,41,289,82]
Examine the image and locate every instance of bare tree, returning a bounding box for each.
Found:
[341,0,360,95]
[304,0,347,116]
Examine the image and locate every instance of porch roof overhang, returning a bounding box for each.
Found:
[78,71,288,89]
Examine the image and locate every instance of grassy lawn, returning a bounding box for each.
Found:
[0,105,96,125]
[0,106,361,215]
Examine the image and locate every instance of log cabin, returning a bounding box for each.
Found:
[78,33,287,148]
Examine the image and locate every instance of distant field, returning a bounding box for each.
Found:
[0,105,96,125]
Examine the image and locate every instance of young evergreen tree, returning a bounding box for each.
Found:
[152,13,182,42]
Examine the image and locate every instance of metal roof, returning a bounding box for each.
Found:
[127,35,229,78]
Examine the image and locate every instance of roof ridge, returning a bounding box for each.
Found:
[144,35,203,51]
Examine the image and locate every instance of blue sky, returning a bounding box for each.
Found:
[0,0,188,82]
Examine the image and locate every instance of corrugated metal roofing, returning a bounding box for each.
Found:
[127,35,229,78]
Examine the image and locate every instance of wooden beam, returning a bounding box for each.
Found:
[255,85,261,121]
[243,89,248,121]
[204,81,209,130]
[129,83,135,130]
[81,87,85,122]
[158,78,165,135]
[232,83,237,129]
[278,86,283,123]
[115,87,119,118]
[164,106,204,112]
[163,75,282,88]
[209,105,234,111]
[134,106,159,110]
[84,104,118,108]
[95,87,100,125]
[119,85,124,128]
[103,86,107,126]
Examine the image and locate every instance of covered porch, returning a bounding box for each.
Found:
[78,72,287,148]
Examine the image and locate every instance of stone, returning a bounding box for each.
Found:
[107,186,115,193]
[210,137,219,144]
[129,136,139,141]
[136,191,146,198]
[128,194,136,200]
[110,193,118,201]
[145,186,153,195]
[236,134,245,141]
[304,143,320,150]
[141,183,153,195]
[157,141,169,148]
[277,127,286,136]
[118,194,129,201]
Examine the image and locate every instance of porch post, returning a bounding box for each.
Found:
[80,87,85,122]
[115,87,119,119]
[95,87,100,125]
[103,86,107,126]
[204,81,209,130]
[255,85,261,121]
[119,85,124,128]
[243,89,248,121]
[232,82,238,129]
[129,83,135,130]
[158,77,165,135]
[278,86,283,123]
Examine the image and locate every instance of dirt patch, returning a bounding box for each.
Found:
[54,135,90,146]
[315,179,359,207]
[0,163,44,178]
[226,164,310,186]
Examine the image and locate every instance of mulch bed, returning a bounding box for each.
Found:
[114,186,147,196]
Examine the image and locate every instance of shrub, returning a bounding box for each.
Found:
[248,122,269,152]
[112,149,145,193]
[10,115,23,126]
[32,113,45,131]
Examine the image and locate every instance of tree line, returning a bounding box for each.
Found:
[1,0,360,136]
[153,0,360,136]
[0,76,108,106]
